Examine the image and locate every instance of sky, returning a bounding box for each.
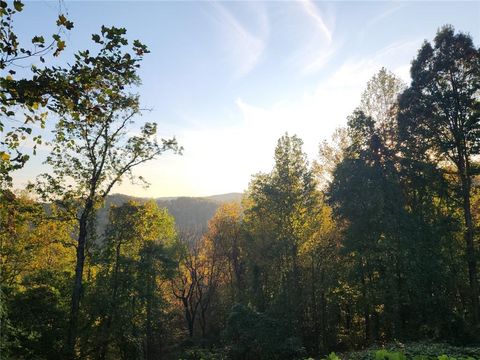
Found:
[10,0,480,197]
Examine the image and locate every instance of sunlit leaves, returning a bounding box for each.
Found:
[56,14,73,30]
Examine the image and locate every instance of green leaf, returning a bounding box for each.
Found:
[13,0,23,11]
[57,40,65,51]
[31,35,45,44]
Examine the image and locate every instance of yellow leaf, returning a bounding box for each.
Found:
[1,152,10,161]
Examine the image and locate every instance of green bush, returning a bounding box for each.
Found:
[326,352,341,360]
[338,343,480,360]
[178,347,228,360]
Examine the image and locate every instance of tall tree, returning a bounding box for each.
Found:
[89,201,177,360]
[172,225,222,341]
[315,127,349,190]
[203,202,244,304]
[329,110,396,342]
[359,67,405,149]
[172,231,204,339]
[33,26,181,357]
[397,25,480,323]
[0,191,75,359]
[244,133,320,333]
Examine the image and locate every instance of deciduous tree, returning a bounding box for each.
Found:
[398,25,480,323]
[32,26,181,357]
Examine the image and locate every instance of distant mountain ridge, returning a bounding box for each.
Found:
[203,193,244,203]
[99,192,243,230]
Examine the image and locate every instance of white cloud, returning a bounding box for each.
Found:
[209,1,269,78]
[300,45,338,75]
[366,4,404,29]
[293,0,337,74]
[298,0,333,43]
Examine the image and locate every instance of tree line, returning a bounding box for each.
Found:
[1,2,479,359]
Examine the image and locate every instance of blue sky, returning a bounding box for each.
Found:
[11,1,480,197]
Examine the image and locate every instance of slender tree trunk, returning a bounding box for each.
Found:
[184,298,195,338]
[345,304,351,337]
[291,242,302,330]
[67,201,94,358]
[361,261,370,344]
[320,269,327,351]
[310,256,319,353]
[67,215,87,357]
[232,234,243,302]
[460,172,479,323]
[146,276,154,360]
[99,242,122,360]
[200,307,207,340]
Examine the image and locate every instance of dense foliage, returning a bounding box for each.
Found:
[0,4,478,359]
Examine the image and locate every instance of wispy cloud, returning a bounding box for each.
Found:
[366,3,404,29]
[209,1,269,78]
[357,4,405,44]
[298,0,333,43]
[300,43,339,75]
[293,0,337,74]
[369,38,423,81]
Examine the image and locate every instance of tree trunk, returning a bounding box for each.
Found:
[146,277,154,360]
[184,298,195,338]
[99,242,122,360]
[461,172,479,323]
[200,307,206,340]
[66,202,93,358]
[361,261,370,344]
[232,234,243,302]
[320,269,328,351]
[310,256,319,353]
[291,242,302,330]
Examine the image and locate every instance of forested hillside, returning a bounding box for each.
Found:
[97,193,242,232]
[1,1,479,360]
